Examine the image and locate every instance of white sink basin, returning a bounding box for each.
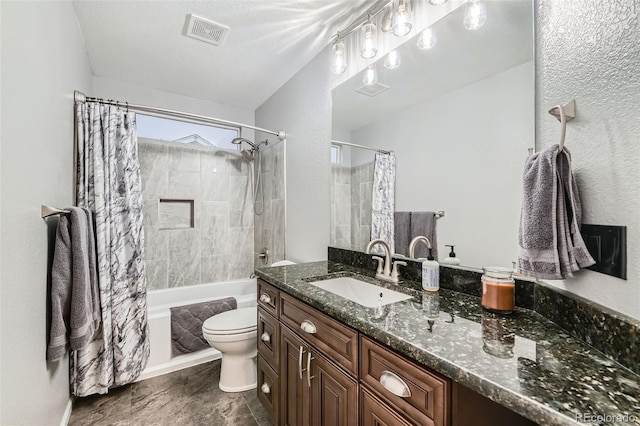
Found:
[310,277,413,308]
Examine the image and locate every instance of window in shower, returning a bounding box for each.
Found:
[136,114,239,149]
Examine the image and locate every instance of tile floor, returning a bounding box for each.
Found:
[69,360,272,426]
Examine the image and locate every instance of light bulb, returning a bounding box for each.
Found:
[380,7,393,33]
[392,0,412,37]
[429,0,447,4]
[360,22,378,59]
[331,40,347,74]
[384,50,401,69]
[464,0,487,31]
[417,27,437,50]
[363,64,378,86]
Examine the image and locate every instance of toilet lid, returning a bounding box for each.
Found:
[203,306,257,335]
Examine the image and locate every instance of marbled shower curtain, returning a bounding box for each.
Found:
[72,102,149,396]
[371,152,396,253]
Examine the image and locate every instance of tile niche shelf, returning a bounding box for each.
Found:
[158,199,195,229]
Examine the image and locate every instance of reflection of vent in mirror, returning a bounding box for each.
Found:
[184,14,229,46]
[356,83,390,97]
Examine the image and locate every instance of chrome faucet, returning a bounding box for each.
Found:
[365,239,406,283]
[408,236,432,258]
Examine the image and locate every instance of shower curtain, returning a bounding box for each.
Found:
[371,152,396,253]
[72,102,149,396]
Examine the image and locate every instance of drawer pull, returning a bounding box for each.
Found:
[259,293,272,304]
[380,370,411,398]
[300,320,317,334]
[307,352,315,387]
[298,345,305,379]
[260,382,271,394]
[261,332,271,343]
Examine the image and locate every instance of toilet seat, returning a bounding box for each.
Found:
[203,306,257,335]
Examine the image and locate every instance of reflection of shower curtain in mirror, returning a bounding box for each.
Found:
[73,102,149,396]
[371,152,396,253]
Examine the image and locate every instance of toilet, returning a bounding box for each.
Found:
[202,306,258,392]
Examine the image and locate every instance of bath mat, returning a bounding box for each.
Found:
[170,296,237,356]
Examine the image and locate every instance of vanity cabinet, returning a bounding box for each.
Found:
[281,325,358,426]
[360,336,449,426]
[257,278,534,426]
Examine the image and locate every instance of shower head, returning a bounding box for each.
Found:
[241,149,255,161]
[231,137,257,148]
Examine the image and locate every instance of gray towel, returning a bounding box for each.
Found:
[171,297,237,356]
[518,145,594,279]
[394,211,411,256]
[411,212,438,260]
[47,207,101,361]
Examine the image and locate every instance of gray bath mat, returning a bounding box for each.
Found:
[170,296,237,356]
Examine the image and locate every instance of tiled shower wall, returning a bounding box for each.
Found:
[139,138,254,290]
[330,162,374,251]
[254,140,286,268]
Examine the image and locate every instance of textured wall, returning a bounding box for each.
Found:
[0,2,93,424]
[256,47,342,262]
[139,139,254,288]
[536,0,640,319]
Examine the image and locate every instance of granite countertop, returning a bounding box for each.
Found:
[255,261,640,426]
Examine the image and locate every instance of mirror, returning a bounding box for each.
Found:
[330,1,534,269]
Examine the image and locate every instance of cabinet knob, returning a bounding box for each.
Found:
[300,320,317,334]
[261,332,271,343]
[260,382,271,394]
[259,293,272,304]
[380,370,411,398]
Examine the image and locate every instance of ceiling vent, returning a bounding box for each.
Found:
[355,83,390,97]
[184,14,229,46]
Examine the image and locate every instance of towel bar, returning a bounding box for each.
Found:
[41,205,70,218]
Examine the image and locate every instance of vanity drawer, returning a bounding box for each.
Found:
[361,387,424,426]
[280,292,358,376]
[257,354,280,425]
[360,336,450,426]
[257,279,279,317]
[257,306,280,371]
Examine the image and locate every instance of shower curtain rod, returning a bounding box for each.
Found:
[74,90,286,141]
[331,140,393,155]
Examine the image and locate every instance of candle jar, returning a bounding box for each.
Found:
[481,267,515,314]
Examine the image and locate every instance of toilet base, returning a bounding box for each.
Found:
[219,353,257,392]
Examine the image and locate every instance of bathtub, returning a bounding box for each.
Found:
[137,278,257,382]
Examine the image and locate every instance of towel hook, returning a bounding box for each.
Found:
[548,100,575,151]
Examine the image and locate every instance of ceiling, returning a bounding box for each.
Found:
[332,1,534,131]
[72,1,372,110]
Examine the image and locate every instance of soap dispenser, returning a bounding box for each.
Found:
[442,245,461,265]
[421,249,440,292]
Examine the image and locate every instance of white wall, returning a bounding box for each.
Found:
[536,1,640,320]
[351,62,534,267]
[1,2,93,424]
[256,47,346,262]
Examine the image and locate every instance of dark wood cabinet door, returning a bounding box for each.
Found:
[361,387,417,426]
[309,348,358,426]
[281,325,310,426]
